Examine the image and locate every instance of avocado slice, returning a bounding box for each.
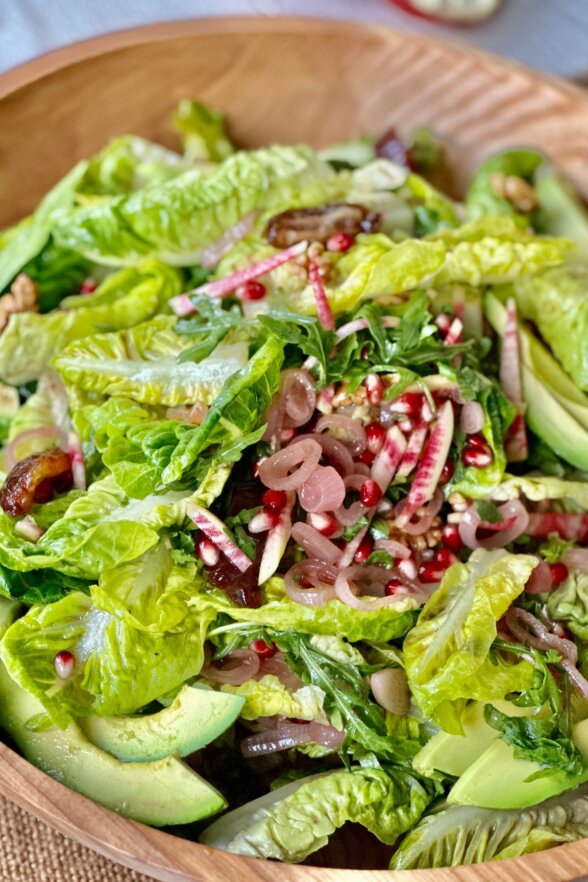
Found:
[414,700,535,779]
[485,293,588,471]
[448,738,588,810]
[81,685,244,763]
[0,662,226,825]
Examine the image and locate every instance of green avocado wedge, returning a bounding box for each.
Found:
[0,648,226,825]
[81,685,244,763]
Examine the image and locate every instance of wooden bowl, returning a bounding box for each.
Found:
[2,16,588,882]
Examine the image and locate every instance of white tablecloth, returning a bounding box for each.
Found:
[2,0,588,79]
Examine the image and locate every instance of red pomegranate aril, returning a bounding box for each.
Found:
[196,536,220,567]
[248,509,276,534]
[366,422,386,454]
[441,523,462,553]
[54,650,75,680]
[80,278,97,295]
[390,393,423,418]
[433,547,458,568]
[549,562,569,587]
[385,578,405,596]
[354,535,375,564]
[359,449,376,466]
[251,638,277,659]
[326,232,355,253]
[465,432,489,450]
[439,459,455,484]
[462,446,494,469]
[360,345,370,360]
[235,280,267,301]
[308,512,338,537]
[417,560,446,584]
[360,479,383,507]
[262,489,288,511]
[366,373,383,405]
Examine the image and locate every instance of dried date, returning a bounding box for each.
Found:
[0,448,73,517]
[264,203,381,249]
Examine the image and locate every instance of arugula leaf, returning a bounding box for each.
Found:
[175,295,247,364]
[257,311,334,387]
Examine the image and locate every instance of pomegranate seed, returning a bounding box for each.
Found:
[385,578,405,596]
[465,432,489,450]
[359,449,375,465]
[262,489,287,511]
[366,422,386,454]
[354,535,375,564]
[80,278,97,295]
[549,562,569,587]
[308,512,338,536]
[252,456,267,479]
[360,345,370,360]
[439,459,455,484]
[398,557,417,579]
[360,479,383,507]
[441,523,463,553]
[236,280,267,301]
[326,232,355,253]
[196,536,220,567]
[365,373,383,405]
[251,638,277,659]
[417,560,446,584]
[389,393,423,418]
[54,650,75,680]
[462,440,494,468]
[433,547,458,568]
[280,427,297,443]
[435,313,452,334]
[248,510,276,533]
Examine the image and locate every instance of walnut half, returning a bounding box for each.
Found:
[0,273,39,332]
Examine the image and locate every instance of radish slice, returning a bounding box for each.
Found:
[388,0,502,24]
[500,299,528,463]
[196,241,308,300]
[200,212,256,269]
[371,426,407,491]
[308,258,335,331]
[258,491,295,585]
[444,317,463,346]
[527,513,588,543]
[188,505,253,573]
[67,432,86,491]
[169,293,197,317]
[396,400,454,524]
[396,426,427,478]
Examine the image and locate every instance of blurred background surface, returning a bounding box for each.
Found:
[2,0,588,78]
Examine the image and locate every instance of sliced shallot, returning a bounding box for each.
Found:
[4,427,68,471]
[291,522,342,566]
[241,720,344,757]
[284,559,338,607]
[458,499,529,550]
[459,401,485,435]
[315,414,367,456]
[203,649,260,686]
[258,439,322,491]
[298,465,346,513]
[394,489,443,536]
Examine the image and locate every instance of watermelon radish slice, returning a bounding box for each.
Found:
[258,492,295,585]
[371,426,407,491]
[396,400,454,524]
[388,0,503,25]
[188,505,253,573]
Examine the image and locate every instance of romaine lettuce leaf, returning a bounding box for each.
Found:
[0,161,88,292]
[500,266,588,390]
[172,99,235,163]
[190,577,417,642]
[490,474,588,509]
[0,565,90,606]
[81,135,188,196]
[403,549,537,733]
[547,571,588,643]
[54,315,248,406]
[53,146,343,266]
[200,766,436,862]
[219,675,328,722]
[0,260,182,385]
[391,787,588,868]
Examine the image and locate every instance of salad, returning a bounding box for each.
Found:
[1,99,588,870]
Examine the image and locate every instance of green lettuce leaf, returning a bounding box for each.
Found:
[0,161,88,292]
[54,315,248,406]
[0,260,182,385]
[200,766,436,862]
[81,135,188,196]
[219,675,328,723]
[0,565,90,606]
[548,571,588,643]
[191,577,417,643]
[391,787,588,868]
[22,239,91,312]
[500,266,588,390]
[466,149,544,221]
[172,99,235,163]
[53,146,343,266]
[0,545,215,724]
[7,371,70,445]
[403,549,537,733]
[490,474,588,509]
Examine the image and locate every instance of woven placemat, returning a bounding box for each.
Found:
[0,793,157,882]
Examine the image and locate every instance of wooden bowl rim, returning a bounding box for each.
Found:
[2,15,588,882]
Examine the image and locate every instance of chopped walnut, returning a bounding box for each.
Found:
[0,274,39,332]
[490,172,538,213]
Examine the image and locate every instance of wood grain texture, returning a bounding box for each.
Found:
[2,16,588,882]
